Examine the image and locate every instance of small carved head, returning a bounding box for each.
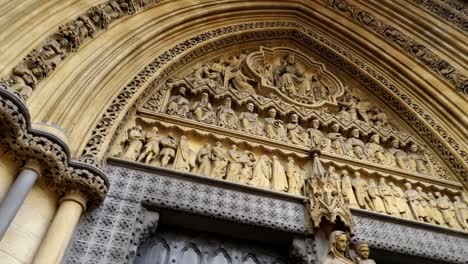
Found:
[267,108,277,117]
[231,144,237,150]
[353,171,361,178]
[290,113,299,123]
[331,123,340,132]
[410,143,418,152]
[434,191,441,198]
[351,128,360,138]
[311,119,320,129]
[404,182,412,189]
[246,102,254,112]
[369,179,376,185]
[341,169,349,176]
[223,97,232,107]
[355,241,370,260]
[201,92,209,101]
[454,196,461,201]
[215,141,222,147]
[370,134,380,144]
[285,54,296,65]
[416,186,423,192]
[330,230,349,255]
[391,139,400,148]
[379,177,385,183]
[287,156,294,163]
[178,87,186,95]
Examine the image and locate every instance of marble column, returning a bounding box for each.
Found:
[0,159,42,240]
[33,189,88,264]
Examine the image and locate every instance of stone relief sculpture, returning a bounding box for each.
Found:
[378,178,399,216]
[327,123,346,155]
[428,192,445,225]
[323,231,354,264]
[386,139,407,169]
[166,87,190,118]
[355,241,376,264]
[366,134,386,164]
[352,172,374,211]
[173,135,194,172]
[239,102,264,135]
[137,127,160,165]
[239,151,256,184]
[308,119,331,151]
[191,92,215,124]
[274,54,307,97]
[249,155,272,189]
[435,192,459,228]
[210,142,228,179]
[286,157,303,196]
[406,144,430,175]
[416,186,434,223]
[453,196,468,230]
[367,179,386,214]
[193,143,212,176]
[286,114,309,146]
[225,145,242,182]
[389,182,413,220]
[264,108,286,140]
[404,183,426,222]
[271,156,288,192]
[120,125,144,161]
[217,97,240,129]
[346,128,367,160]
[341,170,358,208]
[159,132,178,167]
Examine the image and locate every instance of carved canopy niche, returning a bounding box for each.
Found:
[110,43,468,232]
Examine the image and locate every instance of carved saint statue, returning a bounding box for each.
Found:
[323,230,354,264]
[389,182,413,220]
[355,241,376,264]
[307,119,331,151]
[366,134,386,164]
[416,186,434,223]
[217,97,240,129]
[249,155,272,189]
[225,66,256,94]
[191,92,215,124]
[428,192,445,225]
[310,75,330,102]
[193,143,212,176]
[453,196,468,230]
[286,156,303,196]
[286,114,309,146]
[239,102,264,136]
[256,63,273,85]
[338,96,371,123]
[435,192,459,228]
[386,139,407,169]
[274,54,306,96]
[341,170,358,207]
[327,123,346,155]
[378,177,399,216]
[159,132,178,167]
[264,108,286,140]
[271,156,288,192]
[239,151,256,184]
[346,128,367,160]
[121,125,144,161]
[166,87,190,118]
[225,145,242,182]
[367,179,386,213]
[137,127,160,165]
[210,141,228,179]
[328,166,342,200]
[173,135,194,172]
[352,172,375,210]
[404,183,426,221]
[406,144,430,174]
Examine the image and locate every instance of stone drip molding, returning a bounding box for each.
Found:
[0,0,162,100]
[80,21,467,187]
[408,0,468,32]
[326,0,468,95]
[0,85,108,207]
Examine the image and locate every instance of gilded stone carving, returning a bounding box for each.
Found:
[323,230,354,264]
[355,241,376,264]
[249,155,272,189]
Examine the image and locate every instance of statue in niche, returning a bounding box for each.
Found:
[355,241,376,264]
[352,172,375,210]
[310,75,331,102]
[341,170,358,207]
[256,63,274,85]
[435,192,459,228]
[173,135,195,172]
[404,183,427,221]
[225,145,242,182]
[428,192,445,225]
[193,143,212,176]
[217,97,240,129]
[191,92,215,124]
[274,54,306,96]
[271,156,288,192]
[368,179,386,213]
[286,114,310,146]
[453,196,468,230]
[121,125,144,161]
[137,127,160,165]
[327,123,346,155]
[406,144,430,174]
[239,151,256,184]
[415,186,434,223]
[338,95,371,123]
[264,108,287,141]
[366,134,386,164]
[307,119,331,151]
[346,128,367,160]
[166,87,190,118]
[286,156,303,196]
[386,139,407,169]
[239,102,264,136]
[159,132,178,167]
[249,155,272,189]
[389,182,413,220]
[378,177,399,216]
[210,142,228,179]
[323,230,354,264]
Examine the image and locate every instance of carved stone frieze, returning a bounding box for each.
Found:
[409,0,468,32]
[0,0,162,100]
[0,84,108,206]
[326,0,468,95]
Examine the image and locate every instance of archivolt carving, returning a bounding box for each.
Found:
[80,22,467,188]
[0,84,108,206]
[326,0,468,95]
[0,0,161,99]
[409,0,468,32]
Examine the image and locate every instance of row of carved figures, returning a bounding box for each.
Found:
[164,89,437,177]
[118,126,467,230]
[338,170,468,230]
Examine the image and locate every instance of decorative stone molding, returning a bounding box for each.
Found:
[408,0,468,32]
[0,84,108,207]
[0,0,162,100]
[80,22,467,188]
[326,0,468,95]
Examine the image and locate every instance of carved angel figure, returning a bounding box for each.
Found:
[264,108,287,140]
[217,97,240,129]
[191,92,215,124]
[166,87,190,118]
[274,54,307,96]
[239,103,264,136]
[286,114,309,146]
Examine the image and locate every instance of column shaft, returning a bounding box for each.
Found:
[0,166,39,239]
